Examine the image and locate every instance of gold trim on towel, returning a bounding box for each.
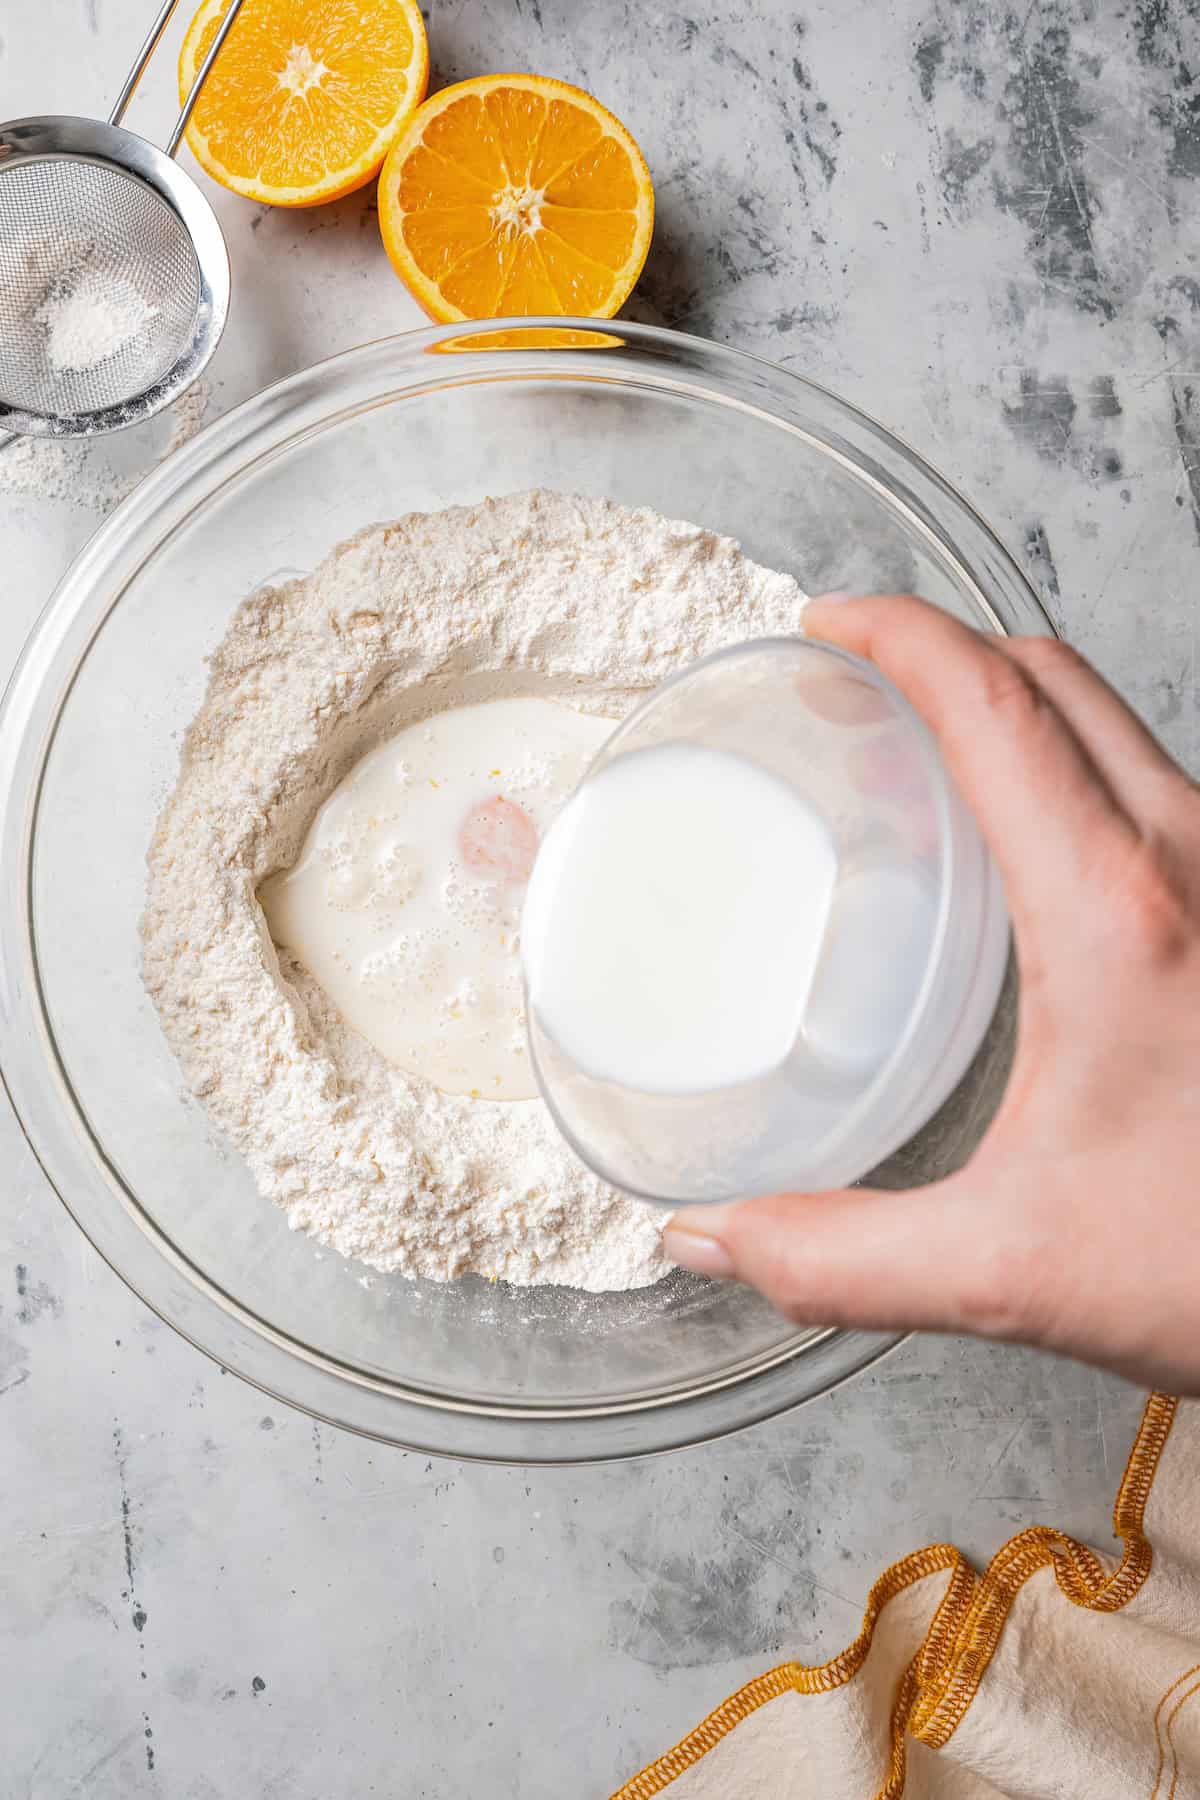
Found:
[611,1391,1179,1800]
[1150,1662,1200,1800]
[911,1390,1177,1747]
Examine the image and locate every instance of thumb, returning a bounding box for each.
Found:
[662,1181,1028,1342]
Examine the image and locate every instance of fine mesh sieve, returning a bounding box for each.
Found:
[0,0,248,438]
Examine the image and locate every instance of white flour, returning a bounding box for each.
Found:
[141,490,807,1291]
[36,267,158,375]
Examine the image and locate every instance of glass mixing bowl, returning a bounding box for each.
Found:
[0,320,1051,1462]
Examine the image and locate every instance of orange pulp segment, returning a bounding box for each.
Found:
[178,0,429,207]
[377,73,654,321]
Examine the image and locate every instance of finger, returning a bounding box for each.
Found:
[1001,636,1189,806]
[662,1183,1030,1341]
[802,594,1139,918]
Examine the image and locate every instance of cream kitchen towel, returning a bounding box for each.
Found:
[613,1393,1199,1799]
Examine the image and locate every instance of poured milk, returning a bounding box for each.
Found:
[522,743,841,1093]
[261,697,614,1099]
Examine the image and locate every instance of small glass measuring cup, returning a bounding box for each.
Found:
[521,637,1010,1206]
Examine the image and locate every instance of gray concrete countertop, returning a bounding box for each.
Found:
[1,0,1195,1793]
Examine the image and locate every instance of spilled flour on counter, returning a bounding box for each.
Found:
[0,377,210,511]
[141,490,807,1291]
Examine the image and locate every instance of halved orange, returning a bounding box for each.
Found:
[428,325,624,353]
[178,0,429,208]
[377,74,654,322]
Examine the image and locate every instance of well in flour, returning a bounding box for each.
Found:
[141,490,807,1292]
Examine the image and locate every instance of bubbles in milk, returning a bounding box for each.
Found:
[323,837,424,913]
[259,697,614,1099]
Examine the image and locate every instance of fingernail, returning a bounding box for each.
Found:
[807,590,856,605]
[662,1222,736,1280]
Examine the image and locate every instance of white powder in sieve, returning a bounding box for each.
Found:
[141,490,809,1292]
[35,266,159,375]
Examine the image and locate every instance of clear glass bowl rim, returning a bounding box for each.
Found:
[0,316,1053,1463]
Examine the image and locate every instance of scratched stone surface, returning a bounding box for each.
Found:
[1,0,1195,1794]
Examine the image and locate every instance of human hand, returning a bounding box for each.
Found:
[662,594,1200,1395]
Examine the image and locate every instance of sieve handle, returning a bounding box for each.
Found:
[107,0,250,158]
[166,0,251,157]
[108,0,187,128]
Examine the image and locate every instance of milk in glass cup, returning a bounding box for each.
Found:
[521,638,1009,1205]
